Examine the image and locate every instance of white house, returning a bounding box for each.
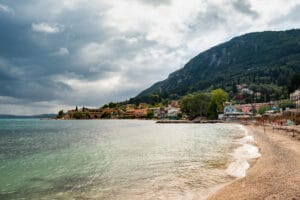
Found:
[220,104,245,120]
[167,108,181,118]
[224,105,237,114]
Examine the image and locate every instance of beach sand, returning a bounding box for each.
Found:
[208,125,300,200]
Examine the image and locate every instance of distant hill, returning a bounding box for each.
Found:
[0,114,56,119]
[133,29,300,104]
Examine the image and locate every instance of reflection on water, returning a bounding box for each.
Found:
[0,119,244,199]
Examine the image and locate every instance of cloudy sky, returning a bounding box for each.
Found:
[0,0,299,115]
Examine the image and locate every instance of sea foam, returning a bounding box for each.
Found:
[226,125,261,178]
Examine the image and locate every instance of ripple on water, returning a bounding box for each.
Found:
[0,120,251,199]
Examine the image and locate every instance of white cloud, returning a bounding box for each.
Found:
[52,47,70,56]
[63,76,122,92]
[74,36,142,72]
[77,42,112,66]
[52,74,141,105]
[101,0,204,48]
[0,3,14,14]
[31,22,62,34]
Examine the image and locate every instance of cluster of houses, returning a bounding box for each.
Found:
[62,101,181,120]
[60,89,300,123]
[221,89,300,122]
[235,84,261,100]
[220,102,276,120]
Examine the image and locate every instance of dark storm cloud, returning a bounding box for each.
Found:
[0,1,114,103]
[0,79,71,101]
[0,57,72,101]
[0,13,74,101]
[232,0,259,19]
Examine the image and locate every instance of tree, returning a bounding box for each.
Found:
[211,89,228,113]
[100,112,110,119]
[58,110,64,118]
[146,111,154,119]
[72,111,82,119]
[258,106,271,115]
[232,84,238,94]
[108,102,117,108]
[101,104,109,109]
[289,74,300,93]
[208,100,218,120]
[86,112,91,119]
[279,100,296,110]
[180,93,210,120]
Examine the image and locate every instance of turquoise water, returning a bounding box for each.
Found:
[0,119,245,199]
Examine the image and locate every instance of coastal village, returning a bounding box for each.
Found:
[58,86,300,127]
[61,100,181,120]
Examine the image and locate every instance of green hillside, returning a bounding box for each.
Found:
[133,29,300,104]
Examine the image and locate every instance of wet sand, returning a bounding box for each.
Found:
[208,125,300,200]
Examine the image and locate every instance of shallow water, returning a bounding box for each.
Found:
[0,119,248,199]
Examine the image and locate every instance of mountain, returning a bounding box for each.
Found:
[0,114,56,119]
[133,29,300,104]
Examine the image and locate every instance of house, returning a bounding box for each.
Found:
[138,103,148,109]
[157,108,167,119]
[290,90,300,107]
[125,104,136,110]
[236,84,243,90]
[241,88,253,95]
[221,104,246,120]
[224,105,237,114]
[168,100,180,108]
[148,108,166,119]
[254,92,261,98]
[239,104,252,114]
[167,108,181,119]
[236,104,261,114]
[125,108,148,118]
[134,109,148,118]
[84,108,103,118]
[111,110,123,119]
[125,109,136,118]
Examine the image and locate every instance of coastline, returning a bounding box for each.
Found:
[207,124,300,200]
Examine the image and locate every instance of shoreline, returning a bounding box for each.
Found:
[201,124,261,200]
[207,124,300,200]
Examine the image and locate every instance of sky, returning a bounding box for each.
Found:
[0,0,300,115]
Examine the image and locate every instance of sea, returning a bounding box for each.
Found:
[0,119,260,200]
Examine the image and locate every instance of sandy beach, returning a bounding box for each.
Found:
[208,125,300,200]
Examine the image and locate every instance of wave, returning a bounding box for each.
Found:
[226,125,261,178]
